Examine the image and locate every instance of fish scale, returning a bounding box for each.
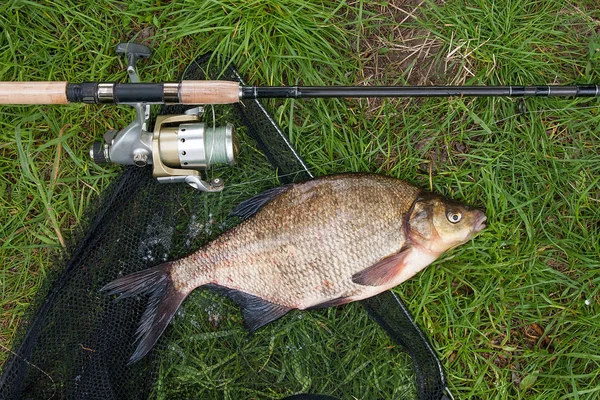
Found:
[102,173,486,363]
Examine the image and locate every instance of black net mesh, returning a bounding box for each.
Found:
[0,54,451,400]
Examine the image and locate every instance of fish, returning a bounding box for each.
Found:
[102,173,486,363]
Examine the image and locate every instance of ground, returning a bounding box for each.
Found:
[1,1,599,398]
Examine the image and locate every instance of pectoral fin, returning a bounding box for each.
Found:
[352,246,411,287]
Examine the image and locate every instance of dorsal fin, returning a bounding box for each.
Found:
[230,184,291,220]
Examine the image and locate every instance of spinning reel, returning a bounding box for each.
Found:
[89,43,238,192]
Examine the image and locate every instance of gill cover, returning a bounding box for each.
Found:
[406,193,485,255]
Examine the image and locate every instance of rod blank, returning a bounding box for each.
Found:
[240,85,600,99]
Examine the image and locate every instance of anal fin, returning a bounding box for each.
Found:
[352,246,411,287]
[205,284,291,332]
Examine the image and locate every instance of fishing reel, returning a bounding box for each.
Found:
[89,43,238,192]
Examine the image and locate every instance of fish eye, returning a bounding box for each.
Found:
[446,211,462,224]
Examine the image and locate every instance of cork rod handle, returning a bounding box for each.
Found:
[180,81,240,104]
[0,82,69,104]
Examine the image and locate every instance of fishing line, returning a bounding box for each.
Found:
[222,154,363,191]
[220,96,600,197]
[492,104,600,125]
[208,103,216,179]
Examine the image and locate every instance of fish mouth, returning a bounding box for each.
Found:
[473,210,487,233]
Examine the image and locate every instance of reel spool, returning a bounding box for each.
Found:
[151,107,238,191]
[89,44,238,192]
[154,111,237,171]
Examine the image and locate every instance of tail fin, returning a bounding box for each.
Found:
[101,262,189,364]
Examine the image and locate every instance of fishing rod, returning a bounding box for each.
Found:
[2,81,599,105]
[3,43,599,191]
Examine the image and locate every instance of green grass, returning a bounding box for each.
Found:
[1,0,600,398]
